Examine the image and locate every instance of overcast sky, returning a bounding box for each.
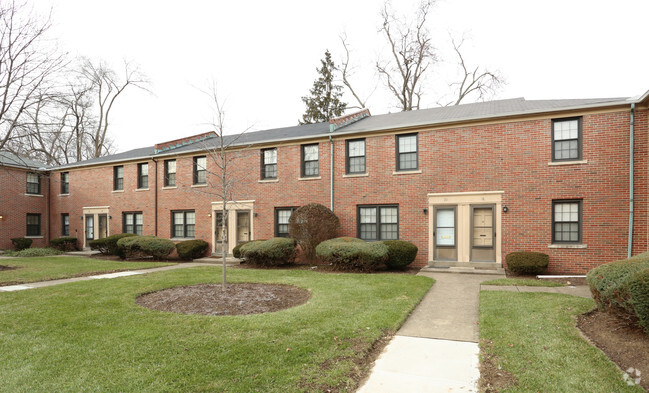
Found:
[34,0,649,153]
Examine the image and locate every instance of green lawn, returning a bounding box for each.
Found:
[0,266,433,392]
[479,291,643,392]
[0,256,174,285]
[481,278,563,287]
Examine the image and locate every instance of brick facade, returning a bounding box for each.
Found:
[3,97,648,274]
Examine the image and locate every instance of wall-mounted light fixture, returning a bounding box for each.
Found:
[423,208,428,215]
[253,212,258,217]
[0,215,4,220]
[207,213,212,217]
[502,206,509,213]
[109,216,112,219]
[80,216,84,220]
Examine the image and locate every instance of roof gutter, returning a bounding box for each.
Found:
[628,103,635,258]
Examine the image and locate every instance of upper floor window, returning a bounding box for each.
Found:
[164,159,176,187]
[113,166,124,191]
[261,148,277,179]
[172,210,195,238]
[396,133,418,171]
[193,156,206,185]
[137,163,148,189]
[26,213,41,236]
[358,205,398,241]
[123,212,143,235]
[346,139,366,174]
[26,172,41,194]
[552,118,582,161]
[61,213,70,236]
[60,172,69,194]
[552,200,582,243]
[301,144,319,177]
[275,207,297,237]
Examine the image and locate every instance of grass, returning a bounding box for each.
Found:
[0,256,174,285]
[481,278,563,287]
[479,291,643,392]
[0,266,433,392]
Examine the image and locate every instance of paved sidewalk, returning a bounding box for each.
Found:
[0,262,216,292]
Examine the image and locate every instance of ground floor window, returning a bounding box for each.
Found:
[357,205,398,241]
[552,200,581,243]
[123,212,143,235]
[26,214,41,236]
[61,213,69,236]
[172,210,195,238]
[275,207,297,237]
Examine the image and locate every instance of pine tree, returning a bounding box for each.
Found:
[299,50,347,124]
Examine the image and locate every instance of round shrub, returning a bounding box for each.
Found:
[627,269,649,334]
[50,237,78,251]
[239,238,296,266]
[11,237,32,251]
[176,239,209,261]
[5,247,63,257]
[138,237,176,260]
[316,237,388,272]
[505,251,549,274]
[233,239,266,258]
[288,203,341,261]
[90,233,137,256]
[383,240,418,269]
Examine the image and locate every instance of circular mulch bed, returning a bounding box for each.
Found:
[136,283,310,316]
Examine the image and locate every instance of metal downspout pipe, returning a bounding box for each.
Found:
[329,131,334,211]
[628,103,635,258]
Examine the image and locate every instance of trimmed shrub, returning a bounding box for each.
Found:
[4,247,63,257]
[316,237,389,272]
[239,238,296,266]
[11,237,32,251]
[587,254,649,334]
[288,203,341,261]
[116,235,146,259]
[383,240,418,269]
[505,251,549,274]
[233,240,266,258]
[50,237,78,251]
[138,237,176,260]
[90,233,137,256]
[176,239,209,261]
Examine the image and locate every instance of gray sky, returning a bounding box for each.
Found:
[35,0,649,152]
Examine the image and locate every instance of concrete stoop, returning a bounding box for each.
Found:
[420,265,505,275]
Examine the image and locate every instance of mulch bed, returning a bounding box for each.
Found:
[0,265,19,271]
[136,283,310,316]
[578,310,648,391]
[479,339,518,393]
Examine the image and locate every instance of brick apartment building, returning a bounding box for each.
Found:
[2,91,648,274]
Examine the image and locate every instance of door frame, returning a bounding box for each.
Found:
[211,200,255,255]
[433,205,458,261]
[82,206,110,249]
[470,204,496,262]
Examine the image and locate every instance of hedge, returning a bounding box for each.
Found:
[232,240,266,258]
[505,251,549,274]
[316,237,388,272]
[176,239,209,261]
[5,247,63,257]
[50,237,78,251]
[587,253,649,334]
[383,240,418,269]
[239,238,296,266]
[90,233,137,256]
[11,237,32,251]
[116,236,175,260]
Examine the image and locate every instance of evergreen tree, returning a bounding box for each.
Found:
[299,50,347,124]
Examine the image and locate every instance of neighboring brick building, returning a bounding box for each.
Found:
[0,153,49,250]
[2,91,648,274]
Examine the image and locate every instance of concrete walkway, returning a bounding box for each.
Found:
[0,262,217,292]
[357,273,593,393]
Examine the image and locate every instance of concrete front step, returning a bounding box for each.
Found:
[420,266,505,275]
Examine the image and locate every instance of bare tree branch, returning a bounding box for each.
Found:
[338,34,371,110]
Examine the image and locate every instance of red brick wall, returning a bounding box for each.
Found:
[0,166,48,249]
[43,107,648,273]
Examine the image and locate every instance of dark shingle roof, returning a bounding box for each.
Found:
[51,95,635,170]
[0,152,47,170]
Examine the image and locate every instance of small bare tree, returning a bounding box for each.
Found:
[338,34,373,109]
[376,0,436,111]
[0,1,65,152]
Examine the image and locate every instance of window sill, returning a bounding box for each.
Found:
[25,193,44,197]
[112,190,124,193]
[135,188,149,192]
[547,244,587,249]
[548,160,588,166]
[393,169,422,175]
[191,184,207,188]
[25,236,43,239]
[170,237,195,241]
[298,176,322,181]
[162,186,177,190]
[258,179,279,183]
[343,173,368,178]
[58,193,70,197]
